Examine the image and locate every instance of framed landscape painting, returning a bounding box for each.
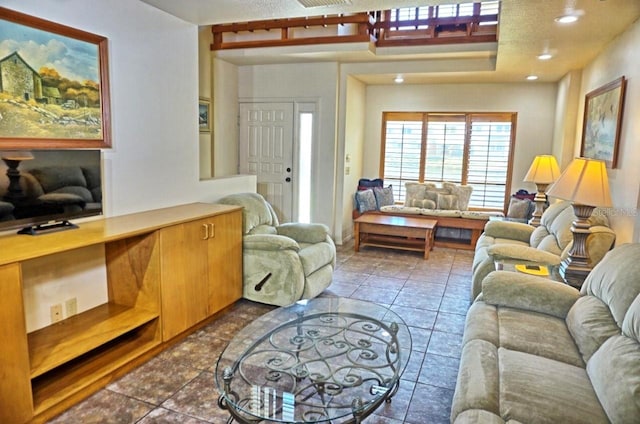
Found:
[0,7,111,148]
[580,76,626,168]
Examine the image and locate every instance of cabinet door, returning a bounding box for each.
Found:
[207,209,243,314]
[160,219,210,340]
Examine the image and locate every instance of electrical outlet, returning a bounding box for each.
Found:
[50,304,63,323]
[65,298,78,317]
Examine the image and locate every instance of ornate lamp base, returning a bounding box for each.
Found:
[528,183,548,227]
[559,203,595,289]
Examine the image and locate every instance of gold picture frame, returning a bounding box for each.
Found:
[580,76,626,168]
[199,97,211,133]
[0,7,111,149]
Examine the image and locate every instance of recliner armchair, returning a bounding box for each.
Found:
[471,200,615,299]
[218,192,336,306]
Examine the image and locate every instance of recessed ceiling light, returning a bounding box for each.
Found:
[526,75,539,81]
[555,14,579,23]
[537,53,553,60]
[394,75,404,83]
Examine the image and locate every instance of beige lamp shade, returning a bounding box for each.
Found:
[546,157,612,207]
[523,155,561,184]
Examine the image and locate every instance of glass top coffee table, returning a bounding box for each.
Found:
[215,297,412,423]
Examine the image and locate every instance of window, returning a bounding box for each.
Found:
[389,1,500,30]
[381,112,516,210]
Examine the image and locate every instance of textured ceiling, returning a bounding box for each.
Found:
[139,0,640,84]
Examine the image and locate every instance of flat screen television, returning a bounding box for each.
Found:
[0,150,102,235]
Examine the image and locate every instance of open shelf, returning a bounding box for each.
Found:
[31,320,159,414]
[29,303,159,378]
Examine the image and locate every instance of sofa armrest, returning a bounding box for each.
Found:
[243,234,300,251]
[483,220,533,243]
[482,270,580,318]
[276,222,329,244]
[486,244,562,267]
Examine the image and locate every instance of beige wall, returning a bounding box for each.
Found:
[552,70,582,169]
[575,18,640,243]
[198,27,214,178]
[362,83,557,186]
[341,76,367,242]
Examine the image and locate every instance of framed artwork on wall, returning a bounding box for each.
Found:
[199,97,211,133]
[0,7,111,149]
[580,76,626,168]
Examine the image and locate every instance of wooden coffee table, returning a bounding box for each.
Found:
[354,214,437,259]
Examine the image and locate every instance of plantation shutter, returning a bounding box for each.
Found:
[467,113,515,208]
[381,112,423,201]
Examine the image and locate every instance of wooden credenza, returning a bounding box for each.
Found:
[0,203,243,423]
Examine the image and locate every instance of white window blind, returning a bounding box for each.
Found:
[381,112,516,210]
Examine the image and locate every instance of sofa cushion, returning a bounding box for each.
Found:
[566,296,620,362]
[379,205,422,215]
[587,335,640,424]
[497,308,584,367]
[581,243,640,326]
[498,349,609,424]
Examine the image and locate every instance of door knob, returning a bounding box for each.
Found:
[286,167,291,172]
[285,177,291,182]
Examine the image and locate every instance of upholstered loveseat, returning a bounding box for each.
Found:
[452,243,640,424]
[355,181,502,249]
[471,200,615,299]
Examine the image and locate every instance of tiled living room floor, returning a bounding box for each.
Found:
[48,241,473,424]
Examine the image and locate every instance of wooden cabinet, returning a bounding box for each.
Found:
[0,203,242,423]
[160,210,242,340]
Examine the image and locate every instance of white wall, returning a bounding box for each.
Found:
[237,62,339,231]
[576,18,640,244]
[4,0,256,330]
[362,82,558,193]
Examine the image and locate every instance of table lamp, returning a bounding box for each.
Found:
[545,157,612,287]
[523,155,561,226]
[1,150,34,202]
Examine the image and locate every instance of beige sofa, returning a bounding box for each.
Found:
[355,182,503,249]
[452,243,640,424]
[471,201,615,299]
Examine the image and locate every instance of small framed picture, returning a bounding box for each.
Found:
[199,97,211,133]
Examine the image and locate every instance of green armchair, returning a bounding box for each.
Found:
[471,201,615,299]
[218,192,336,306]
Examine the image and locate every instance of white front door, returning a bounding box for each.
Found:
[239,102,294,222]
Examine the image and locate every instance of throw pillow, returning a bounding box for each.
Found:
[507,197,532,219]
[355,189,377,213]
[357,178,383,191]
[409,198,436,209]
[437,193,459,210]
[373,185,394,209]
[443,182,473,211]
